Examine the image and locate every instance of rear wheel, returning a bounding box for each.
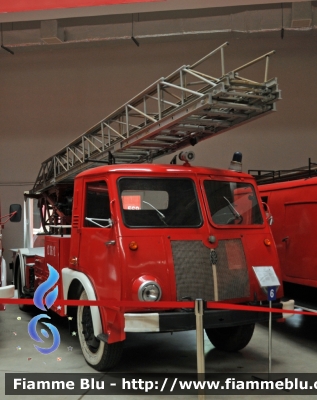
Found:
[77,289,123,371]
[17,265,34,312]
[205,323,255,352]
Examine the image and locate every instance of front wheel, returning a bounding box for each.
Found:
[77,289,123,371]
[205,323,255,352]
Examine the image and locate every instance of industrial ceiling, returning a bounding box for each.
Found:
[0,1,316,52]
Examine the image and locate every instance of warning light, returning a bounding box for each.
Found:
[129,241,138,251]
[264,238,271,246]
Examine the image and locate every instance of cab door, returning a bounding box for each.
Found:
[78,179,120,300]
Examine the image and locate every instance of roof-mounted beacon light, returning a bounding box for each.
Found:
[179,151,195,165]
[229,152,242,172]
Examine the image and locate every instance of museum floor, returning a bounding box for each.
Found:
[1,299,316,399]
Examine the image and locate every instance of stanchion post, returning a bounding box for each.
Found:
[195,298,205,374]
[195,298,205,400]
[267,288,277,376]
[252,268,280,380]
[268,299,272,375]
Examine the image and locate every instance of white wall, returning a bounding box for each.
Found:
[1,31,317,278]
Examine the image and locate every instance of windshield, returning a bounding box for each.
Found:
[203,180,263,226]
[118,178,202,228]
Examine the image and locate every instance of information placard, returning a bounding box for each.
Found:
[252,266,280,289]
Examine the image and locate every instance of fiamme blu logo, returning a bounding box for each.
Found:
[27,264,60,354]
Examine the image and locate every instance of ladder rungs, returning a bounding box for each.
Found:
[30,44,280,194]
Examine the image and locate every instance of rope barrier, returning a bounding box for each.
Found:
[0,297,312,316]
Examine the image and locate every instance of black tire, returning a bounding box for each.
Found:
[17,266,34,312]
[205,323,255,352]
[77,289,123,371]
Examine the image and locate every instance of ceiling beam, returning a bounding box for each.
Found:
[0,0,310,23]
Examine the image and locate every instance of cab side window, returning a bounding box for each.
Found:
[84,181,111,228]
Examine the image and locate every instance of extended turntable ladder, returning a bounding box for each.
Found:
[31,42,281,195]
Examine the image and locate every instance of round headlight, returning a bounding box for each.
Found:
[138,281,162,302]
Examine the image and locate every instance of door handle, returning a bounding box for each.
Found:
[105,240,116,246]
[282,236,289,242]
[69,257,78,266]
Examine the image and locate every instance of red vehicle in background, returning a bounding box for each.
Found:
[251,159,317,308]
[0,203,21,310]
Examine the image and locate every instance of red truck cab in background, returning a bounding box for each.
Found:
[255,164,317,303]
[12,160,293,371]
[251,160,317,308]
[260,177,317,288]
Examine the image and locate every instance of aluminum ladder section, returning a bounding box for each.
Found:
[31,42,281,194]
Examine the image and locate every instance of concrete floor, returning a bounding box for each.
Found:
[1,302,317,399]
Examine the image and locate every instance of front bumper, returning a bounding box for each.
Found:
[0,285,15,299]
[0,285,15,310]
[124,300,294,333]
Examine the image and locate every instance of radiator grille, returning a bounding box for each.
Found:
[171,239,249,302]
[171,241,214,301]
[216,239,250,300]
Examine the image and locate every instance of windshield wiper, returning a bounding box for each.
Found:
[142,201,167,226]
[223,196,243,222]
[85,217,113,228]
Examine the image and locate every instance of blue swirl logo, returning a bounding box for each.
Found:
[33,264,59,311]
[27,264,61,354]
[28,314,60,354]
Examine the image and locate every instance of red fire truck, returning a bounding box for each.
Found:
[251,159,317,307]
[10,43,293,370]
[0,203,21,310]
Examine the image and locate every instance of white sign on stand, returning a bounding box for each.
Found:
[252,266,280,289]
[252,266,280,375]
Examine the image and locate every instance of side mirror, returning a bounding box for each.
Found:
[9,204,22,222]
[262,202,273,226]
